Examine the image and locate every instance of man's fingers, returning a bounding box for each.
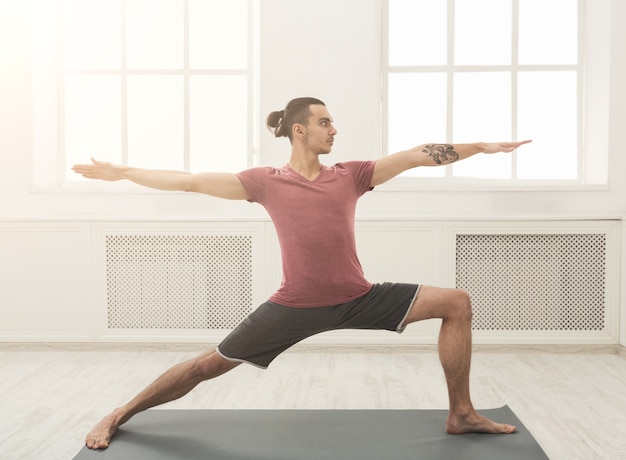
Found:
[71,163,98,179]
[514,139,532,148]
[501,139,532,152]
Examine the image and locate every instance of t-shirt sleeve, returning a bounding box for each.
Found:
[236,167,271,204]
[343,160,376,196]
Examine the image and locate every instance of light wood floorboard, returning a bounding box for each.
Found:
[1,345,625,459]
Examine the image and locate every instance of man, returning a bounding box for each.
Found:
[73,97,531,450]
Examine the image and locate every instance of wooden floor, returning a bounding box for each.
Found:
[1,344,625,460]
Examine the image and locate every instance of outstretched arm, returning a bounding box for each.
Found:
[370,140,532,187]
[71,158,249,200]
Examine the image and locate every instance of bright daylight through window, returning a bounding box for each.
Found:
[385,0,591,183]
[32,0,254,185]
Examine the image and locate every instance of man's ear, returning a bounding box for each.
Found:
[293,123,305,138]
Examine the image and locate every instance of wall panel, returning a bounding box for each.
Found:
[0,221,92,340]
[0,219,621,345]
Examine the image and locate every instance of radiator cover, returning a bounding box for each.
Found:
[105,234,253,330]
[456,233,606,332]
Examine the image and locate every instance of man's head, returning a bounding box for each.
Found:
[266,97,329,143]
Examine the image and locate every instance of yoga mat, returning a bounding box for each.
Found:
[73,406,548,460]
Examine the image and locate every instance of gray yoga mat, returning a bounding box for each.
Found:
[73,406,548,460]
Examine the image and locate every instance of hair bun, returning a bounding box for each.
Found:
[266,110,284,129]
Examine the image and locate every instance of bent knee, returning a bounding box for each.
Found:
[451,289,473,320]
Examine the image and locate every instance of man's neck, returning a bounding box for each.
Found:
[288,150,323,181]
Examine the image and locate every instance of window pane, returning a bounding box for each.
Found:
[62,0,121,69]
[388,73,447,177]
[455,0,511,65]
[189,0,248,69]
[126,0,183,69]
[127,76,184,169]
[388,0,446,66]
[64,76,122,178]
[517,71,577,180]
[452,72,511,179]
[519,0,578,65]
[189,76,248,172]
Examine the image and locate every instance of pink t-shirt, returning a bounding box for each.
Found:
[237,161,376,307]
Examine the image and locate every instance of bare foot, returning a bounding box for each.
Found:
[85,410,125,449]
[446,410,517,435]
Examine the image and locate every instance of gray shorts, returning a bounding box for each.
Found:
[216,282,420,369]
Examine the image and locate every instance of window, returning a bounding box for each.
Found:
[32,0,257,186]
[384,0,608,185]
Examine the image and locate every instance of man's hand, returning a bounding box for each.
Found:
[72,158,124,181]
[482,140,532,154]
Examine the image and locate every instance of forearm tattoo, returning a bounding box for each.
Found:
[422,144,459,165]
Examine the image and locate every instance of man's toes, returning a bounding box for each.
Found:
[504,424,517,433]
[86,437,108,450]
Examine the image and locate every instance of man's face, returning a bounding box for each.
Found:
[302,104,337,155]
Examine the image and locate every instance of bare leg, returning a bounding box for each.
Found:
[404,286,516,434]
[85,348,240,449]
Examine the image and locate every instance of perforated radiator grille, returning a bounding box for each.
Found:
[455,233,606,331]
[105,234,253,329]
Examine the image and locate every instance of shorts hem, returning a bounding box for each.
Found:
[395,284,421,334]
[215,346,269,370]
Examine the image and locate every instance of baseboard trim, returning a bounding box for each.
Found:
[0,342,622,355]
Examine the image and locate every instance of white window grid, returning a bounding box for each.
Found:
[382,0,585,183]
[56,0,258,184]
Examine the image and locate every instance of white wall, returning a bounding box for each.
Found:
[1,0,625,219]
[0,0,624,344]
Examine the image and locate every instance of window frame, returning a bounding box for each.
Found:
[32,0,259,190]
[380,0,610,191]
